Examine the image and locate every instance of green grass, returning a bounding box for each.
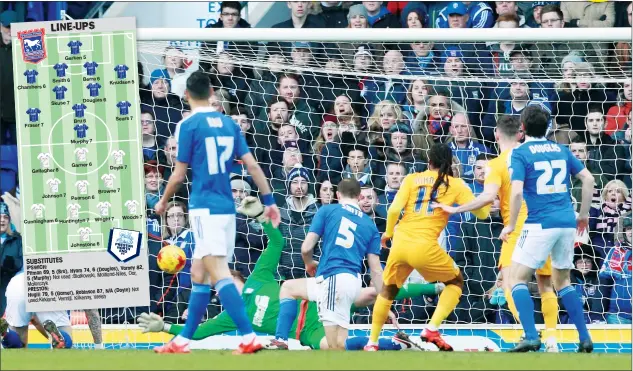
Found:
[0,350,630,370]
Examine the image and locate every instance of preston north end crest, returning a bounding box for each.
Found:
[18,28,47,64]
[107,228,142,263]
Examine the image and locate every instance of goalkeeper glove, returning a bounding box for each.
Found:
[237,196,266,223]
[137,312,165,333]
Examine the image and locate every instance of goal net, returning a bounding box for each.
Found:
[72,27,631,352]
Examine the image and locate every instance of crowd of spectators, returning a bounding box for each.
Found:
[0,1,631,329]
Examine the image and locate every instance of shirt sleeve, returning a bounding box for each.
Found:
[385,175,411,237]
[484,160,502,187]
[176,122,193,164]
[509,149,527,182]
[567,147,585,177]
[308,207,327,237]
[367,225,381,256]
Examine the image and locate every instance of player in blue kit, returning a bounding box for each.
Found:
[83,61,98,76]
[153,71,280,355]
[113,64,129,79]
[26,108,41,122]
[67,40,82,55]
[24,69,38,84]
[500,106,595,353]
[270,178,383,350]
[86,83,101,97]
[53,63,68,77]
[52,85,67,100]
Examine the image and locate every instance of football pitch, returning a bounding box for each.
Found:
[1,350,630,370]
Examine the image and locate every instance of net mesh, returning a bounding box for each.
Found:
[70,38,631,350]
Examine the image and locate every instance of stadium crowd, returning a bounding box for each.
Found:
[0,1,632,335]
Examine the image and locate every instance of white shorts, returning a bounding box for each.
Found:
[5,273,71,328]
[189,210,236,260]
[306,273,362,328]
[512,224,576,270]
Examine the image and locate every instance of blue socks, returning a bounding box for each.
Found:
[60,330,73,349]
[2,329,24,348]
[216,278,254,336]
[275,298,297,341]
[345,336,403,351]
[511,283,538,340]
[559,286,590,342]
[179,282,211,340]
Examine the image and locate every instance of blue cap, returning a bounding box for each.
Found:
[150,68,170,86]
[532,1,547,8]
[441,47,463,64]
[0,10,17,27]
[446,2,467,16]
[286,164,310,186]
[292,41,312,49]
[0,202,8,216]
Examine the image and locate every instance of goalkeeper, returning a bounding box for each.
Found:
[139,197,443,350]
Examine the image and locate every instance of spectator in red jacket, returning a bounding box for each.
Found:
[605,80,632,136]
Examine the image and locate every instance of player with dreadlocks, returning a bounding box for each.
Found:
[364,143,491,352]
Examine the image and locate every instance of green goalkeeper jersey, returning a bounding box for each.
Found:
[168,222,438,349]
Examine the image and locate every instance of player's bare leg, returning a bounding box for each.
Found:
[323,324,346,350]
[536,274,559,352]
[84,309,104,349]
[364,284,399,351]
[154,260,209,354]
[508,263,542,352]
[204,255,262,355]
[551,268,593,353]
[269,278,310,350]
[419,272,463,352]
[500,266,520,322]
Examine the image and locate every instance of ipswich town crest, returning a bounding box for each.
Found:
[17,28,47,64]
[107,228,142,263]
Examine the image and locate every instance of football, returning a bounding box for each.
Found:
[157,245,186,274]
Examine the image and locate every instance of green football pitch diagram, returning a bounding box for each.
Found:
[14,30,145,256]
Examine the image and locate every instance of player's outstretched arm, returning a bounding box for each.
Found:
[574,168,595,233]
[154,161,188,215]
[384,180,409,239]
[500,180,524,241]
[301,232,320,276]
[241,152,280,227]
[366,254,383,294]
[237,196,286,282]
[432,183,500,215]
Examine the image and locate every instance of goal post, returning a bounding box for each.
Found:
[57,26,632,352]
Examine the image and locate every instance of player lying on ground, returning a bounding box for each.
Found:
[152,72,281,354]
[0,270,72,349]
[499,106,594,352]
[139,197,444,351]
[431,116,559,352]
[365,143,491,352]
